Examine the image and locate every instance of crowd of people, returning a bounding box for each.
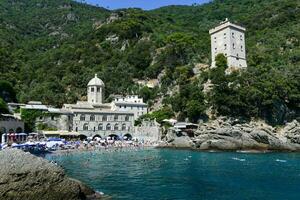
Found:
[61,137,158,153]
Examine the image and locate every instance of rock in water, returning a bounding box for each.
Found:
[0,149,101,200]
[162,118,300,151]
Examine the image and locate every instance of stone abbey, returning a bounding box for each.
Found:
[12,75,160,141]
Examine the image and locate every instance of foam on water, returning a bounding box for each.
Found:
[232,157,246,162]
[276,159,287,163]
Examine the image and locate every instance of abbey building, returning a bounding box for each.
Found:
[16,75,152,140]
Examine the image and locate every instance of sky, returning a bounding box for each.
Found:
[82,0,210,10]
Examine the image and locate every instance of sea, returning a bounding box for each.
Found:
[45,148,300,200]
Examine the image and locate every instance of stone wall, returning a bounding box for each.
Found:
[134,120,162,142]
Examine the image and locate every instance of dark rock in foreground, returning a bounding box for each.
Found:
[0,149,102,200]
[162,119,300,151]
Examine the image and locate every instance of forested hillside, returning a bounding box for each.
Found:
[0,0,299,125]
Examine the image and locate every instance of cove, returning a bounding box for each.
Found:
[45,149,300,200]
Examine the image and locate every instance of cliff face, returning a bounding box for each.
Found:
[0,149,101,200]
[163,119,300,151]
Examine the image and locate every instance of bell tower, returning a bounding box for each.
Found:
[87,74,105,104]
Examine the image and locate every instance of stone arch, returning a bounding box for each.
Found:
[98,123,103,130]
[79,134,87,141]
[122,124,127,131]
[123,133,132,141]
[93,134,102,140]
[114,123,119,131]
[16,127,23,133]
[83,123,88,131]
[106,123,111,131]
[108,134,119,140]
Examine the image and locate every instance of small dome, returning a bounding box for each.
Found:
[88,74,105,86]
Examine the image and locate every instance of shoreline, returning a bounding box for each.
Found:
[45,144,300,156]
[46,145,158,156]
[157,145,300,153]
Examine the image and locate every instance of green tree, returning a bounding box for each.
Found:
[0,80,17,102]
[0,98,9,114]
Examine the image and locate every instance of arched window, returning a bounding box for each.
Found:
[106,124,111,131]
[90,115,95,121]
[98,123,103,131]
[114,115,118,121]
[80,114,85,121]
[114,124,119,131]
[83,123,88,131]
[122,124,126,131]
[103,115,107,121]
[125,115,129,121]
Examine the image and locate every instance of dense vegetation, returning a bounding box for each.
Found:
[0,0,299,124]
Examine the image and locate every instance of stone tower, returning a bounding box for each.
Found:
[209,18,247,69]
[87,74,105,104]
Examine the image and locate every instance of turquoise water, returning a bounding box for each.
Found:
[45,149,300,200]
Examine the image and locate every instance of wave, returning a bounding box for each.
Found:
[276,159,287,163]
[232,157,246,162]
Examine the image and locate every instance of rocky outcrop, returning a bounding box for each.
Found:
[0,149,102,200]
[162,118,300,151]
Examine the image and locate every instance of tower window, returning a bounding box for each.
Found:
[91,88,94,92]
[240,35,243,40]
[241,45,243,51]
[97,87,100,92]
[233,43,235,49]
[232,32,235,38]
[224,44,227,50]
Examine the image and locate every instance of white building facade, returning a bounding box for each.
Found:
[209,19,247,69]
[111,95,148,120]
